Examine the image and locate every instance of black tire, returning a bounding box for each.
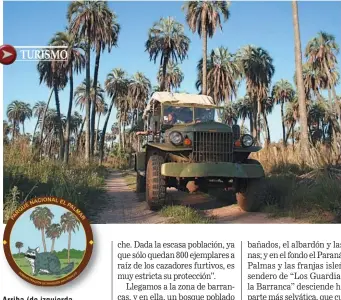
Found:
[235,159,264,212]
[146,154,166,210]
[136,172,146,193]
[235,178,261,212]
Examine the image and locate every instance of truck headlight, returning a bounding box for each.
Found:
[169,131,183,145]
[241,134,253,147]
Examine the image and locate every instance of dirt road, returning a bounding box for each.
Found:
[95,170,297,224]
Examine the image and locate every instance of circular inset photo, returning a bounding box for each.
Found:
[3,197,93,286]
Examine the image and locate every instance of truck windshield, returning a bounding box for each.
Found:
[194,108,215,123]
[163,106,216,124]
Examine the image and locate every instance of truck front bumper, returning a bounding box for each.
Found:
[161,162,264,178]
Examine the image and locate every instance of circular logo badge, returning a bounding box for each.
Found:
[3,197,93,286]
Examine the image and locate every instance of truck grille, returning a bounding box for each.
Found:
[192,132,233,162]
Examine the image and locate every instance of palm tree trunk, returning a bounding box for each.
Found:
[160,53,169,92]
[201,7,207,95]
[252,101,257,139]
[256,99,262,145]
[91,42,102,156]
[292,1,310,160]
[292,123,295,149]
[64,66,74,164]
[331,86,341,127]
[95,112,101,153]
[263,113,271,144]
[68,230,71,264]
[39,89,53,157]
[54,83,64,161]
[249,115,253,135]
[33,113,41,145]
[51,238,55,252]
[241,118,245,133]
[85,27,91,163]
[22,123,25,135]
[12,120,17,141]
[123,123,126,149]
[76,116,86,153]
[118,114,122,152]
[281,102,286,146]
[285,122,294,144]
[99,98,115,164]
[41,228,47,252]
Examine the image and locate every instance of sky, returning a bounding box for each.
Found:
[10,205,86,253]
[3,1,341,142]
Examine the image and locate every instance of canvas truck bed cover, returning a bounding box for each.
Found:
[143,92,218,118]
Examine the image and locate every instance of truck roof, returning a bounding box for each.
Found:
[143,92,219,117]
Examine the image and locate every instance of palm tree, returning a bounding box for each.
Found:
[60,212,80,264]
[235,96,253,132]
[15,241,24,254]
[19,102,32,135]
[70,111,84,151]
[100,68,129,163]
[221,101,237,125]
[7,100,23,140]
[40,109,67,157]
[183,1,230,95]
[295,63,327,101]
[38,89,54,155]
[237,45,275,144]
[30,207,54,253]
[33,101,47,142]
[272,79,295,146]
[74,79,105,111]
[68,1,113,163]
[305,32,339,104]
[90,7,120,157]
[50,30,86,164]
[95,99,108,152]
[3,120,12,144]
[129,72,151,126]
[284,100,298,146]
[196,47,240,105]
[292,1,310,159]
[157,62,183,93]
[145,17,190,91]
[45,223,62,252]
[37,57,68,160]
[260,96,274,145]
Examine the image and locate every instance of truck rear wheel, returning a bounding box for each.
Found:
[235,179,261,212]
[146,154,166,210]
[136,171,146,193]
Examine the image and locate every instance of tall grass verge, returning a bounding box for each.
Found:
[4,143,106,223]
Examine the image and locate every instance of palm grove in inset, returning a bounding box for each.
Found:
[4,1,340,165]
[29,207,80,261]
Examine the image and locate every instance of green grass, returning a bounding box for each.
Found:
[257,173,341,223]
[13,256,82,281]
[122,170,137,191]
[3,144,107,223]
[160,205,213,224]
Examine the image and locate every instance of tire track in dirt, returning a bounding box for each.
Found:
[95,170,298,224]
[95,171,167,224]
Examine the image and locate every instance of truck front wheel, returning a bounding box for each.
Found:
[146,154,167,210]
[235,179,261,212]
[136,171,146,193]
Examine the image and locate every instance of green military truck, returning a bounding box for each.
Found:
[134,92,264,212]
